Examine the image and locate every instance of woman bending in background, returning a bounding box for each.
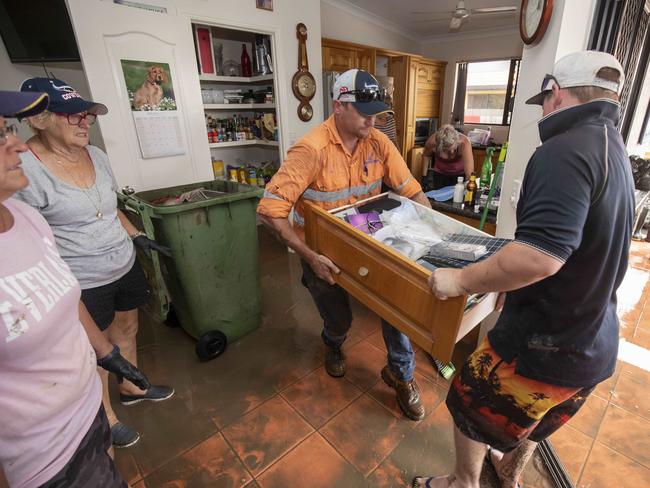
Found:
[424,124,474,189]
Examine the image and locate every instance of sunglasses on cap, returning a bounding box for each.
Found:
[337,88,386,103]
[540,74,560,93]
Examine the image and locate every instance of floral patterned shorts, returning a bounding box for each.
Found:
[446,338,595,453]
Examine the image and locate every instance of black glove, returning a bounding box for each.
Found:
[97,345,151,391]
[133,234,172,258]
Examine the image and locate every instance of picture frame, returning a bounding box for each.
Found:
[256,0,272,11]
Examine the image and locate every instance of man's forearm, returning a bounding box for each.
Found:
[410,191,432,209]
[458,242,563,294]
[78,302,114,358]
[258,214,316,262]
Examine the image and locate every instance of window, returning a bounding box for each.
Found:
[462,59,520,126]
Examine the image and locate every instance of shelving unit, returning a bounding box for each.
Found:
[208,140,279,148]
[192,22,281,179]
[203,103,275,110]
[199,74,274,84]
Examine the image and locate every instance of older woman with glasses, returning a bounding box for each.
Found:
[15,77,173,449]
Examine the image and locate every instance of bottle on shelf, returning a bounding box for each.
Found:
[212,159,225,179]
[480,146,495,189]
[241,44,252,77]
[453,176,465,204]
[464,173,478,207]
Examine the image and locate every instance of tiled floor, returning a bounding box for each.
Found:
[113,231,650,488]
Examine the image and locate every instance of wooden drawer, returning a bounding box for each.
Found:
[304,193,497,362]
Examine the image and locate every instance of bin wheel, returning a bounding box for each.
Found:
[196,331,227,361]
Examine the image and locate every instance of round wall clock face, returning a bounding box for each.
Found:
[520,0,553,45]
[298,102,313,121]
[297,73,316,98]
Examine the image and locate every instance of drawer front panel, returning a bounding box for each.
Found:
[304,202,467,361]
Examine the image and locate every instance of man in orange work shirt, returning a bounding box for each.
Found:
[257,69,432,420]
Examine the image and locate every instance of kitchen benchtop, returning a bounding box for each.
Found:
[428,199,497,224]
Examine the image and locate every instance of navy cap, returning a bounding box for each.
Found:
[20,77,108,115]
[333,69,392,116]
[0,90,49,118]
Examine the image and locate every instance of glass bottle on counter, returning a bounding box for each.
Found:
[464,173,478,206]
[453,176,465,204]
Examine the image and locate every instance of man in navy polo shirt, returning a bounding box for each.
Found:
[415,50,635,488]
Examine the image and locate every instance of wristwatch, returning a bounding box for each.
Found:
[129,231,146,240]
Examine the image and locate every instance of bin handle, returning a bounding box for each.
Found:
[116,191,170,319]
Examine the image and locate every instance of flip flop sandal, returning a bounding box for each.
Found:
[411,475,452,488]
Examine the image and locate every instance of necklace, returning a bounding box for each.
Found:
[52,152,104,220]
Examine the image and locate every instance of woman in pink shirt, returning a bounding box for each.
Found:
[0,90,148,488]
[424,124,475,190]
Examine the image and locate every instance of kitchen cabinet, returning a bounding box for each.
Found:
[322,39,375,73]
[304,193,498,363]
[416,62,444,90]
[414,88,440,118]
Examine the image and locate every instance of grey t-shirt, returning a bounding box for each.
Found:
[16,145,135,289]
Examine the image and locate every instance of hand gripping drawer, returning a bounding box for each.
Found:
[303,197,497,363]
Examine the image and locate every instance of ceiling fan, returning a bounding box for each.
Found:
[412,1,517,32]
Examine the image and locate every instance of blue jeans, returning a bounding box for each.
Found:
[301,260,415,381]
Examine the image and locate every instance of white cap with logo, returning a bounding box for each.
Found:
[526,50,625,105]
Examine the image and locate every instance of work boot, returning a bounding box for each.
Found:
[325,346,346,377]
[381,366,425,421]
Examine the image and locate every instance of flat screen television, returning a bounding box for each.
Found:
[0,0,80,63]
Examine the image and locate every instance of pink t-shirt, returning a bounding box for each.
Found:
[0,199,102,488]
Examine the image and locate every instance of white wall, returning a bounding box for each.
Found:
[320,0,420,54]
[0,41,104,149]
[420,29,524,143]
[496,0,598,237]
[64,0,323,190]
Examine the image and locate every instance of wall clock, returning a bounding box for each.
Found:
[520,0,554,45]
[291,23,316,122]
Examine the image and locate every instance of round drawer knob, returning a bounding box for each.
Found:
[358,266,369,277]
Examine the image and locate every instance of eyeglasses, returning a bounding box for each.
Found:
[55,112,97,126]
[0,124,18,146]
[337,88,386,103]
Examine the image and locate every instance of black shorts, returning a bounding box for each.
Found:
[81,260,151,331]
[39,405,127,488]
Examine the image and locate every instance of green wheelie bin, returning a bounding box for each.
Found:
[119,180,263,361]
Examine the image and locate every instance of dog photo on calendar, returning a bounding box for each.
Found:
[120,59,177,111]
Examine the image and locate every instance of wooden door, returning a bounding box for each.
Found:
[404,59,418,158]
[389,55,409,159]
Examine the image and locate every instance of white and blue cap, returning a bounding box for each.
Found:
[526,50,625,105]
[20,77,108,115]
[332,69,392,116]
